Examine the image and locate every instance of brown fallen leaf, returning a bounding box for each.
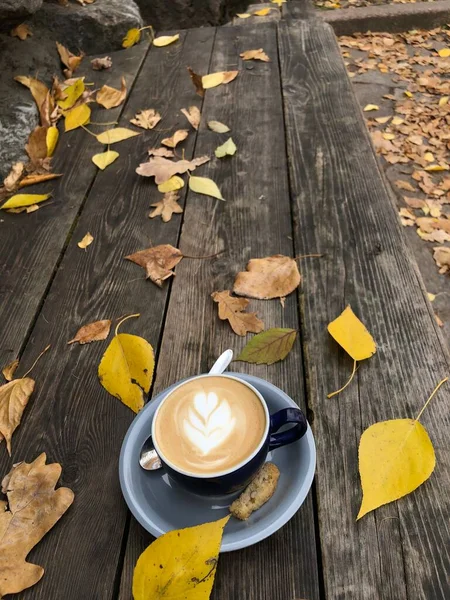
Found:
[11,24,32,40]
[233,255,301,299]
[417,228,450,243]
[404,197,426,210]
[25,126,48,165]
[161,129,189,148]
[240,48,270,62]
[2,359,19,382]
[0,378,34,455]
[202,71,238,89]
[433,246,450,273]
[56,41,83,78]
[149,191,183,222]
[14,76,53,127]
[0,454,74,597]
[181,106,201,130]
[148,147,174,158]
[187,66,204,97]
[91,56,112,70]
[4,162,25,192]
[96,76,127,109]
[136,155,209,184]
[68,319,111,345]
[435,314,444,327]
[130,109,161,130]
[395,180,416,192]
[19,173,62,189]
[126,244,183,286]
[78,232,93,249]
[211,291,264,336]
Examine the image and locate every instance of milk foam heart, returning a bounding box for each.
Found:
[154,376,267,475]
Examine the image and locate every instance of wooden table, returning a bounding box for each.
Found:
[1,14,448,600]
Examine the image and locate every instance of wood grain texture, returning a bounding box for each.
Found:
[0,43,149,372]
[279,19,450,600]
[0,28,215,599]
[118,22,321,600]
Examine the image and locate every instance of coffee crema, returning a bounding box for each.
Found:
[154,376,267,475]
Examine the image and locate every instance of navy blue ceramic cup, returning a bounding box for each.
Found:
[151,374,308,495]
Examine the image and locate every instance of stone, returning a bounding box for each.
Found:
[134,0,249,31]
[0,0,42,22]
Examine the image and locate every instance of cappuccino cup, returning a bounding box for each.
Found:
[152,374,307,495]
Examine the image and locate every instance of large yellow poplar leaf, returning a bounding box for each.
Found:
[65,104,91,132]
[1,193,50,210]
[327,305,376,361]
[133,516,230,600]
[96,127,140,144]
[98,333,154,413]
[358,419,435,519]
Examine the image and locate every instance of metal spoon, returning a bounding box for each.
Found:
[139,349,234,471]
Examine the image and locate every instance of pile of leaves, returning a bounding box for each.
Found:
[339,29,450,275]
[315,0,433,10]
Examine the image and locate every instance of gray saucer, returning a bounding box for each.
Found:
[119,373,316,552]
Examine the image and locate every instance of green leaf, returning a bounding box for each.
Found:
[215,137,237,158]
[236,328,297,365]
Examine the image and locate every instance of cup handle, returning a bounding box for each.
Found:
[269,408,308,450]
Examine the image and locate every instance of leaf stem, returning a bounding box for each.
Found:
[115,313,140,336]
[327,359,358,398]
[183,249,225,260]
[80,124,97,137]
[22,345,51,378]
[415,377,448,421]
[89,121,119,126]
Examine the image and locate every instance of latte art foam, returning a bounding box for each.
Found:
[154,377,267,475]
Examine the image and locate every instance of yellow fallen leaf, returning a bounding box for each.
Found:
[57,78,85,110]
[189,175,224,201]
[327,306,376,398]
[236,13,251,18]
[438,48,450,58]
[46,126,59,157]
[98,314,155,413]
[375,116,391,124]
[202,71,238,89]
[96,76,127,109]
[96,127,140,144]
[427,292,436,302]
[382,133,395,140]
[363,104,379,112]
[1,193,51,210]
[439,96,449,106]
[133,516,230,600]
[391,116,404,125]
[404,90,413,98]
[153,34,179,47]
[92,150,119,170]
[253,8,271,16]
[271,0,286,5]
[424,164,448,172]
[158,176,184,193]
[122,28,141,48]
[207,120,230,133]
[357,378,447,519]
[215,137,237,158]
[423,152,434,163]
[65,104,91,132]
[78,232,93,249]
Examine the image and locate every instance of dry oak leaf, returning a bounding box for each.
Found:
[130,108,161,130]
[0,454,74,597]
[2,359,19,382]
[211,291,264,336]
[91,56,112,70]
[68,319,111,345]
[233,255,301,299]
[187,66,204,97]
[136,155,209,184]
[78,232,93,249]
[4,162,25,192]
[96,76,127,109]
[149,191,183,222]
[0,378,34,455]
[56,42,83,78]
[395,180,416,192]
[11,23,32,40]
[148,147,174,158]
[126,244,183,286]
[161,129,189,148]
[202,71,238,89]
[433,246,450,273]
[240,49,270,62]
[181,106,201,130]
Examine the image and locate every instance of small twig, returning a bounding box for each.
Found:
[22,345,51,378]
[416,377,448,421]
[183,249,226,260]
[115,313,140,336]
[295,253,324,260]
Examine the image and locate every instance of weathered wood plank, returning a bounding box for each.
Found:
[0,42,149,371]
[279,19,450,600]
[282,0,316,20]
[0,28,215,599]
[119,22,321,600]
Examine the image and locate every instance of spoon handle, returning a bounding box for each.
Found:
[208,349,233,375]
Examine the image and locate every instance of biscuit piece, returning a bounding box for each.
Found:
[230,462,280,520]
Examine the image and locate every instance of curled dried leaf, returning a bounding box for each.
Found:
[148,147,174,158]
[187,66,204,97]
[4,163,25,192]
[126,244,183,286]
[77,232,93,249]
[56,42,83,78]
[149,192,183,222]
[0,378,35,454]
[202,71,238,89]
[181,106,201,130]
[161,129,189,148]
[96,76,127,109]
[11,23,32,40]
[240,48,270,62]
[2,359,19,382]
[91,56,112,70]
